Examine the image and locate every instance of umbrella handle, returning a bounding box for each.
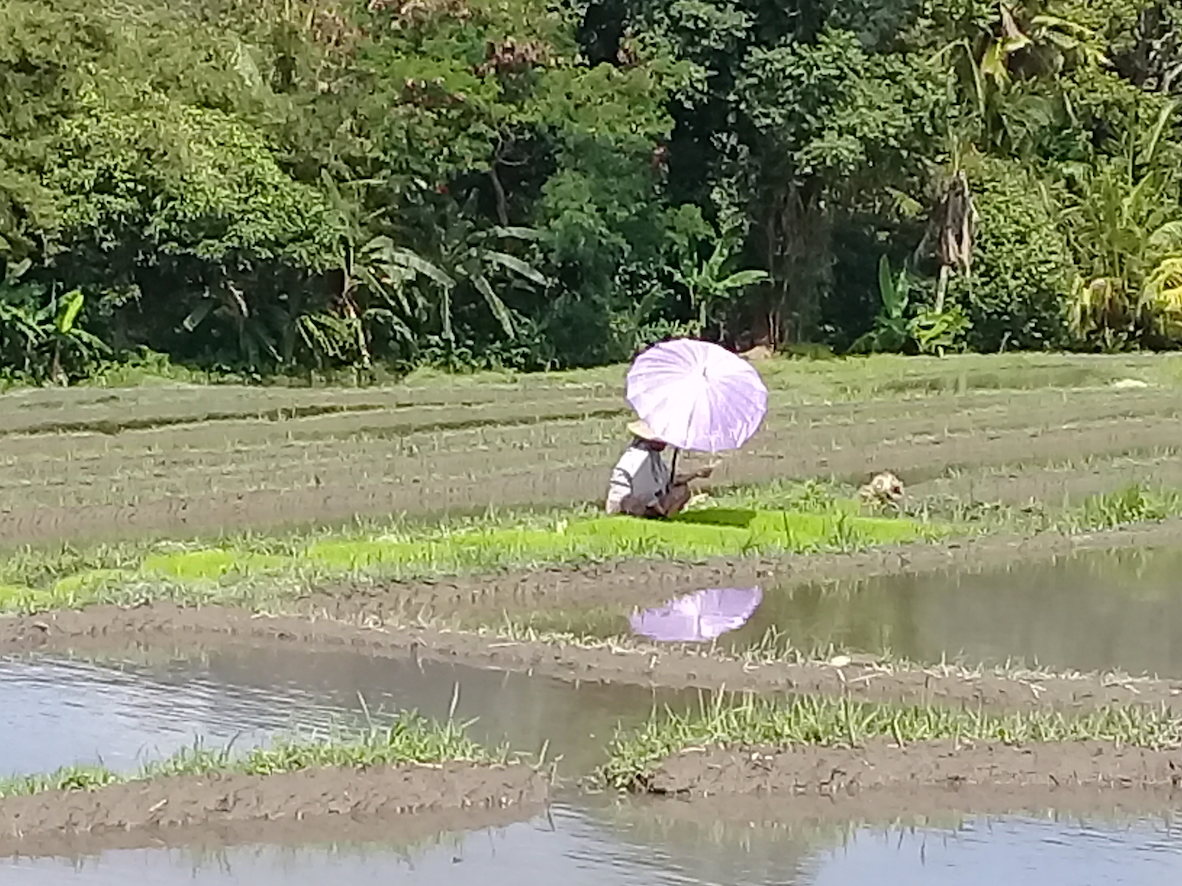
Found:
[669,447,679,486]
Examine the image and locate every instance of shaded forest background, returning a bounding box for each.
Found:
[5,0,1182,381]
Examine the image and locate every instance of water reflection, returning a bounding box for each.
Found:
[629,587,763,643]
[3,805,1181,885]
[714,546,1182,676]
[1,647,1181,883]
[802,816,1182,886]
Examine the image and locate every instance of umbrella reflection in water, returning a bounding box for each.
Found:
[628,587,763,643]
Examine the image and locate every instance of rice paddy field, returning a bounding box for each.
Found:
[4,352,1182,547]
[5,352,1182,883]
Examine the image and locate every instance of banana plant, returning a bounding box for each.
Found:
[908,305,970,355]
[41,290,109,384]
[672,227,769,337]
[851,256,911,352]
[320,171,416,362]
[1062,101,1182,344]
[375,192,549,341]
[0,259,43,375]
[934,2,1103,153]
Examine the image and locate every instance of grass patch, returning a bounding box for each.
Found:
[600,693,1182,790]
[0,492,948,613]
[1068,485,1182,530]
[0,712,492,798]
[904,479,1182,539]
[305,507,939,573]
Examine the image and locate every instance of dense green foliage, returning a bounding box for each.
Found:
[5,0,1182,380]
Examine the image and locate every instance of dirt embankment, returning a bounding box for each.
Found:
[0,761,547,858]
[639,739,1182,804]
[3,600,1181,714]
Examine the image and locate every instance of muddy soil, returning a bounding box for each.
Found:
[0,762,546,858]
[4,386,1181,545]
[2,804,534,860]
[3,596,1180,715]
[0,465,611,546]
[640,738,1182,801]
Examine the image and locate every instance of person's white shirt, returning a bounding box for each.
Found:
[605,442,670,514]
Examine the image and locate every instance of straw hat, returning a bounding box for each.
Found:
[627,419,661,441]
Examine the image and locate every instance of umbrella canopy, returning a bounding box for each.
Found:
[625,339,768,452]
[628,587,763,643]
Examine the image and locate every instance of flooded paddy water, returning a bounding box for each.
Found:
[542,546,1182,679]
[1,618,1182,884]
[732,546,1182,677]
[7,808,1182,885]
[0,646,675,779]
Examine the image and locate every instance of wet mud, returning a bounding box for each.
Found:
[640,739,1182,801]
[0,762,546,858]
[3,597,1181,714]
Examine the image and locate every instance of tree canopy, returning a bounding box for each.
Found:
[4,0,1182,381]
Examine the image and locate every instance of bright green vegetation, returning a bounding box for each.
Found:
[0,495,946,613]
[302,507,938,573]
[1071,485,1182,530]
[928,483,1182,534]
[2,473,1181,615]
[6,1,1182,385]
[600,694,1182,790]
[0,713,493,797]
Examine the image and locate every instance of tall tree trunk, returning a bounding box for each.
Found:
[934,264,951,313]
[760,179,830,347]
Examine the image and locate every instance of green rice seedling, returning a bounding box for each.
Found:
[0,543,145,590]
[826,513,864,551]
[141,549,289,581]
[707,479,847,514]
[0,584,72,612]
[599,692,1182,790]
[0,764,122,797]
[0,712,494,798]
[0,497,948,613]
[232,715,491,776]
[1072,484,1180,530]
[301,508,938,578]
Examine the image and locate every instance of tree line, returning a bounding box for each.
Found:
[3,0,1182,382]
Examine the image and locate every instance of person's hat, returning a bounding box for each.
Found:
[627,419,661,441]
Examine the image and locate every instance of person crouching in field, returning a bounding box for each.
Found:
[605,420,713,519]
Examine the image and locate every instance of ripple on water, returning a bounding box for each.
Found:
[2,809,1181,886]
